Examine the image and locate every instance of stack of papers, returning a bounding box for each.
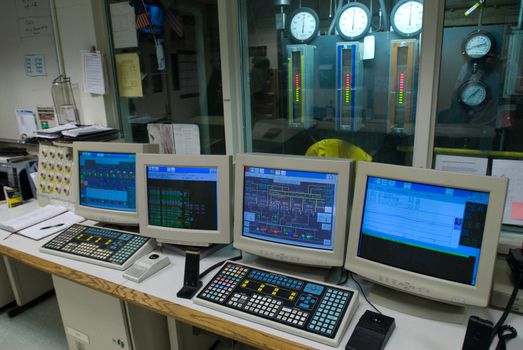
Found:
[19,211,84,240]
[36,123,78,139]
[35,123,118,140]
[0,204,68,232]
[0,204,84,240]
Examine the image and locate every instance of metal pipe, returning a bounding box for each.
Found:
[518,0,523,29]
[49,0,66,76]
[378,0,389,31]
[328,0,344,35]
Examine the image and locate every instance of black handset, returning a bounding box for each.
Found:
[176,248,203,299]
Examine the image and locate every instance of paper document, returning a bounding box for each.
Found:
[110,2,138,49]
[174,124,200,155]
[115,53,143,97]
[15,109,38,139]
[61,125,115,138]
[0,204,67,232]
[37,122,77,134]
[82,51,106,95]
[434,155,488,175]
[492,159,523,226]
[18,211,84,240]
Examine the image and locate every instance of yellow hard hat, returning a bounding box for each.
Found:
[305,139,372,161]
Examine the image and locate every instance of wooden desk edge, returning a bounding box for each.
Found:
[0,245,119,296]
[114,285,318,350]
[0,245,318,350]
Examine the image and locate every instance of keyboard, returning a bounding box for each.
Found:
[39,224,156,270]
[194,261,359,347]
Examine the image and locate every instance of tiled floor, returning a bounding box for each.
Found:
[0,295,68,350]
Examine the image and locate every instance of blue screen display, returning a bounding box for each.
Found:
[242,166,338,250]
[358,176,490,286]
[79,152,136,212]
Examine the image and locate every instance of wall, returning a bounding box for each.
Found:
[0,0,59,141]
[0,0,110,142]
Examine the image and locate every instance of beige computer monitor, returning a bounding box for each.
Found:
[345,161,508,311]
[72,142,159,225]
[233,153,353,268]
[136,154,232,247]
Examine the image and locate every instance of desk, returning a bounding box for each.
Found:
[0,201,53,311]
[0,203,522,350]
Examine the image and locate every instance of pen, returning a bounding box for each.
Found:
[40,223,65,230]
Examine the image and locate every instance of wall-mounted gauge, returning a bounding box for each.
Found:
[462,30,495,60]
[391,0,424,37]
[336,3,371,41]
[457,80,489,109]
[288,7,320,44]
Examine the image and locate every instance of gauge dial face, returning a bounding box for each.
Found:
[459,82,487,107]
[463,31,494,59]
[391,0,424,37]
[337,3,371,40]
[289,8,319,43]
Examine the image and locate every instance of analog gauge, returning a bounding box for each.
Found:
[462,30,495,60]
[336,3,371,41]
[288,7,320,43]
[458,81,489,108]
[391,0,424,37]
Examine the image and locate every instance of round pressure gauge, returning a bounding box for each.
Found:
[458,80,489,109]
[288,7,320,43]
[391,0,424,37]
[462,30,495,60]
[336,3,371,41]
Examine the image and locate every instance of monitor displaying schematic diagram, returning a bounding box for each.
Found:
[233,153,353,267]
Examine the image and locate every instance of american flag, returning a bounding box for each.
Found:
[136,12,151,30]
[166,9,183,38]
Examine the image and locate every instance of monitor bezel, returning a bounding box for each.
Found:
[136,154,233,246]
[72,142,159,225]
[345,161,508,307]
[233,153,353,267]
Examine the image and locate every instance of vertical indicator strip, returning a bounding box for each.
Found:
[337,44,358,130]
[388,40,416,132]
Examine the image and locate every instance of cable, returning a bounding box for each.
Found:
[494,325,517,350]
[337,269,349,285]
[349,272,382,315]
[489,273,520,348]
[199,253,243,279]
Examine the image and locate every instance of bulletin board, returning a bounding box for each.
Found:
[0,0,59,141]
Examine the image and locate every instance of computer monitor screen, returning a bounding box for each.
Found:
[137,154,232,246]
[234,153,353,267]
[146,166,218,230]
[345,162,508,307]
[73,142,159,225]
[79,151,136,212]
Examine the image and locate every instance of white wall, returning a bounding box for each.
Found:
[55,0,108,126]
[0,0,111,141]
[0,0,59,141]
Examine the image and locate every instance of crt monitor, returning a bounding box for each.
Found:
[136,154,232,246]
[72,142,159,225]
[345,161,508,311]
[233,153,353,267]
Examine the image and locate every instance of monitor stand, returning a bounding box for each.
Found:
[163,244,226,260]
[246,256,338,283]
[368,284,466,324]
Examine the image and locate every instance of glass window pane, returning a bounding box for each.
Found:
[239,0,424,165]
[108,0,225,154]
[435,1,523,156]
[434,1,523,231]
